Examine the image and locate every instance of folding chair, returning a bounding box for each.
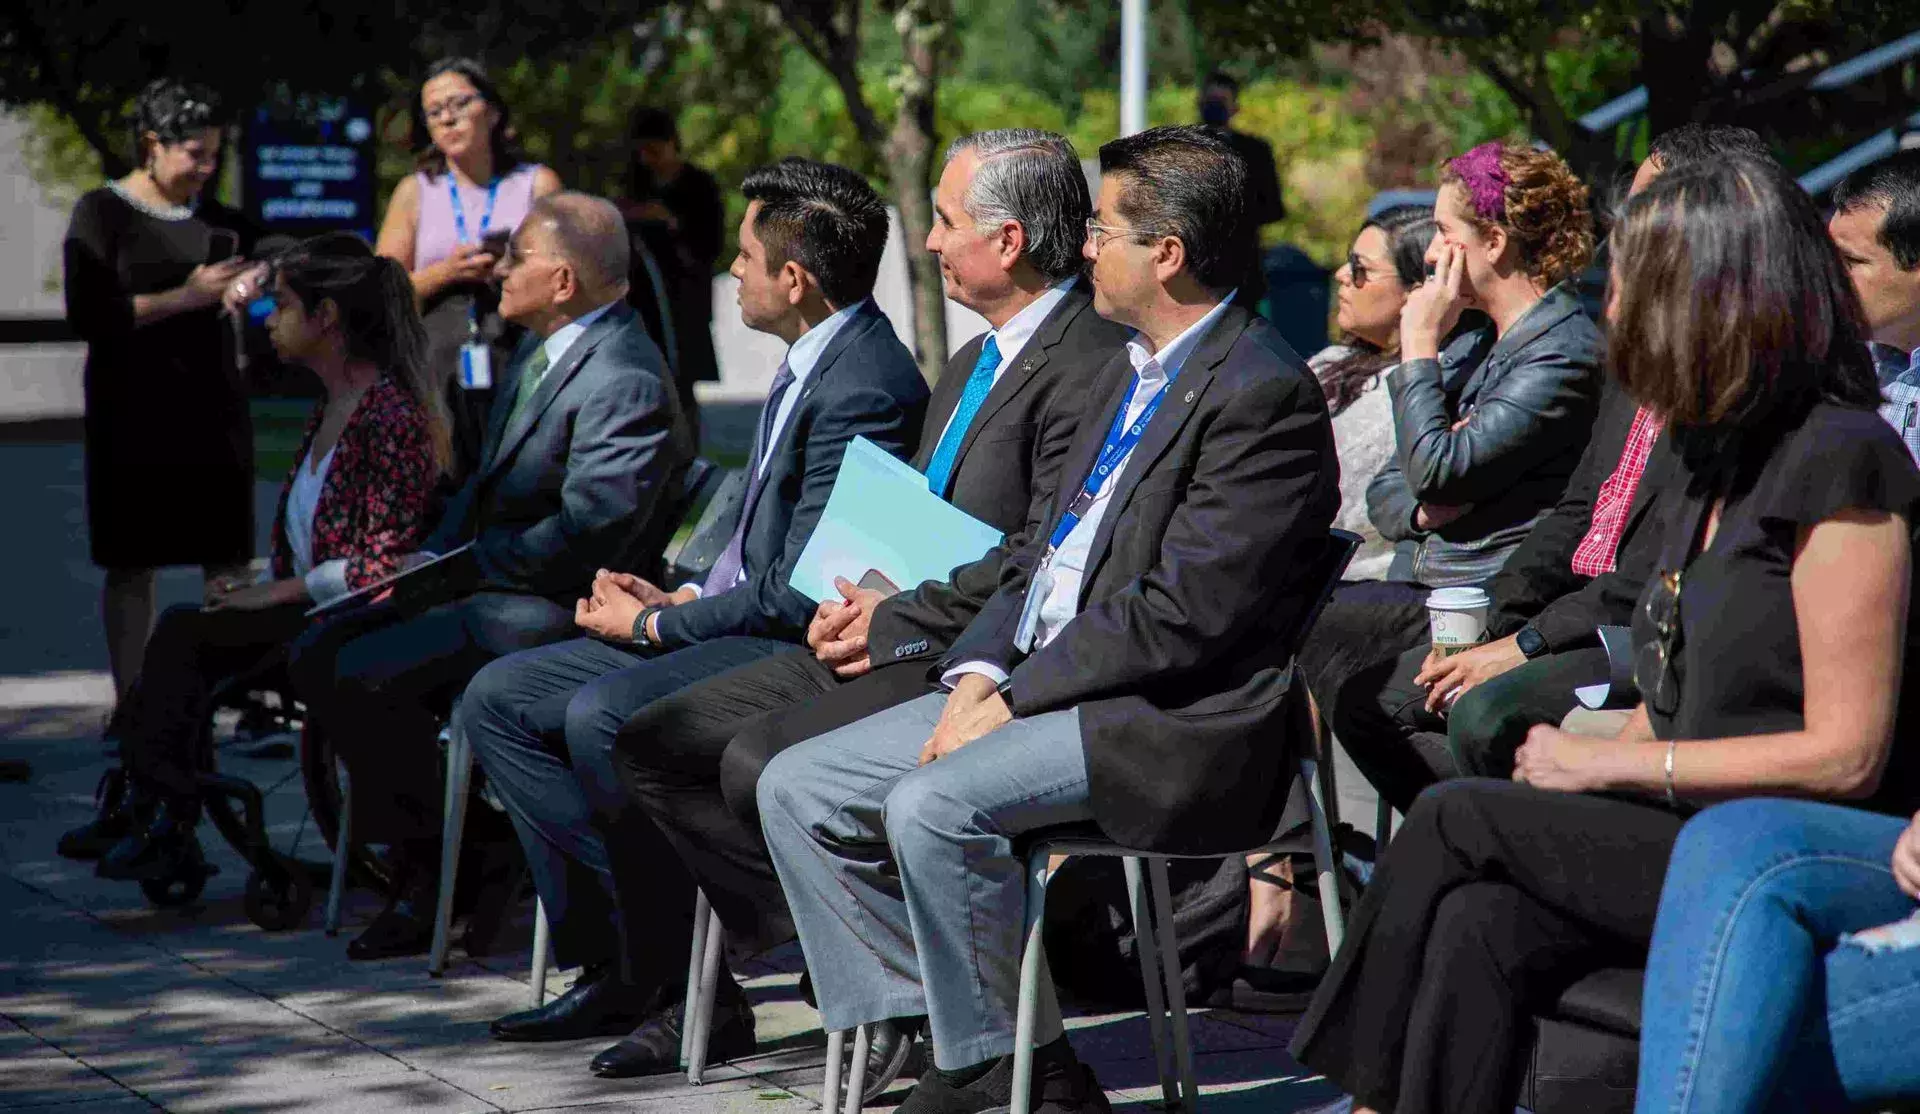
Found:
[811,529,1363,1112]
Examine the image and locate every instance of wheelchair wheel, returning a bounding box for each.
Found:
[244,853,314,931]
[298,722,395,893]
[140,865,209,908]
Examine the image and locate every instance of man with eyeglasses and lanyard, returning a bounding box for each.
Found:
[758,125,1338,1114]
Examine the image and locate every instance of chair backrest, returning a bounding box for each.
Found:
[661,462,746,585]
[1280,528,1364,655]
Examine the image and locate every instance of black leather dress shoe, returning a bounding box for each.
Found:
[345,899,435,960]
[96,797,199,882]
[490,965,649,1042]
[59,770,138,861]
[590,995,757,1078]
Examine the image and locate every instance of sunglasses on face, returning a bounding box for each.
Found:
[1346,252,1374,289]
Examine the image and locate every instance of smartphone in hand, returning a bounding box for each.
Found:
[479,228,511,259]
[206,228,240,265]
[857,568,901,595]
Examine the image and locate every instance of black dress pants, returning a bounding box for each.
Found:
[1295,580,1437,718]
[610,647,939,952]
[286,592,572,846]
[1331,643,1611,812]
[121,602,311,800]
[1290,779,1683,1114]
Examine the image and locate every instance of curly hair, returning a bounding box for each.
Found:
[1442,144,1594,290]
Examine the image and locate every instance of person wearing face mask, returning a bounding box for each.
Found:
[371,57,562,481]
[63,79,265,752]
[1197,72,1285,313]
[56,233,447,884]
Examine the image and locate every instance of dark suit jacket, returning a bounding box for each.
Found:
[426,303,694,636]
[943,303,1340,855]
[653,299,929,648]
[869,280,1134,669]
[1484,377,1678,652]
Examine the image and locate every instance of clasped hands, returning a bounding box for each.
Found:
[574,568,697,643]
[805,576,892,678]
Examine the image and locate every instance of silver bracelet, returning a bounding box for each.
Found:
[1664,739,1678,809]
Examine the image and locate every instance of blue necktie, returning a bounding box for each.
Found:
[923,335,1003,497]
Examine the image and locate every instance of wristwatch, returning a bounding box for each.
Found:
[631,606,665,648]
[1515,625,1548,659]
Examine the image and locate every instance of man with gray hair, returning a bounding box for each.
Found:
[500,130,1132,1090]
[289,188,695,962]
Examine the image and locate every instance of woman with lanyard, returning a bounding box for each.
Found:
[373,57,560,480]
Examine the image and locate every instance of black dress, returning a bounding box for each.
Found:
[64,186,255,570]
[1290,400,1920,1114]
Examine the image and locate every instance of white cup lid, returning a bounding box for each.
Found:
[1426,586,1491,609]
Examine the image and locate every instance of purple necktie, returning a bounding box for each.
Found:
[702,359,795,595]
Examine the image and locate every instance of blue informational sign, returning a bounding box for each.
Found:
[242,95,377,242]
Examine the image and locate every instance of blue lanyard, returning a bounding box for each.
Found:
[1046,368,1174,550]
[448,176,501,245]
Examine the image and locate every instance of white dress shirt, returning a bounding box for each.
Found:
[681,299,868,596]
[930,277,1077,448]
[946,292,1237,688]
[285,444,352,605]
[540,301,617,377]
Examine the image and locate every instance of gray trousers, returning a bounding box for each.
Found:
[759,693,1091,1069]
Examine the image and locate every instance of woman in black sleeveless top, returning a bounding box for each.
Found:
[1289,156,1920,1114]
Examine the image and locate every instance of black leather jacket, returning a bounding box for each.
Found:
[1367,284,1603,587]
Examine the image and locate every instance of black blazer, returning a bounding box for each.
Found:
[428,303,694,614]
[1484,376,1679,651]
[869,280,1134,668]
[654,299,929,647]
[943,302,1340,855]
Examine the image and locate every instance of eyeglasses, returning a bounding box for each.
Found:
[1345,252,1374,289]
[1084,218,1159,250]
[423,93,483,124]
[1634,568,1685,717]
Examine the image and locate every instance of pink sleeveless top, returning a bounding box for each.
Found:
[412,163,542,269]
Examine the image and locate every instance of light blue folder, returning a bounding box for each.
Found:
[788,435,1005,604]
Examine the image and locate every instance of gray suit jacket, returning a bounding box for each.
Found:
[427,303,694,620]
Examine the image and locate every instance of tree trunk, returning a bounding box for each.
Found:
[886,0,949,382]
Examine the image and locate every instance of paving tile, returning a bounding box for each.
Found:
[139,1069,492,1114]
[392,1036,763,1113]
[0,1052,132,1109]
[1099,1046,1337,1110]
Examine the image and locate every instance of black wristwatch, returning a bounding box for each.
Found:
[1515,625,1548,659]
[631,606,665,648]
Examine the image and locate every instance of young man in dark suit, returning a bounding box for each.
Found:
[534,129,1132,1086]
[286,192,693,960]
[761,125,1339,1114]
[456,158,927,1048]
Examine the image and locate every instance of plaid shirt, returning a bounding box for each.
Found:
[1570,404,1663,577]
[1875,343,1920,468]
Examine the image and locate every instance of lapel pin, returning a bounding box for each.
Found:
[1183,389,1197,404]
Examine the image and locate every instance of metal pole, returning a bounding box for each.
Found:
[1120,0,1148,137]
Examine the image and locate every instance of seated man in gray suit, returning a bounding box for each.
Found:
[457,157,928,1050]
[761,126,1339,1114]
[288,192,694,960]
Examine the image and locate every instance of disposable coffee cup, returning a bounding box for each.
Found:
[1426,586,1491,658]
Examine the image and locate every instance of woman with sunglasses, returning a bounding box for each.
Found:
[58,233,448,887]
[1289,155,1920,1114]
[371,57,560,479]
[1307,205,1437,579]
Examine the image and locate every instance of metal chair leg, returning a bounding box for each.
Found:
[1300,756,1347,954]
[1148,858,1199,1110]
[1376,796,1395,850]
[323,765,351,937]
[687,904,725,1085]
[428,729,472,977]
[682,889,712,1070]
[1010,850,1056,1114]
[823,1028,848,1113]
[1123,856,1177,1108]
[843,1024,871,1114]
[529,898,551,1009]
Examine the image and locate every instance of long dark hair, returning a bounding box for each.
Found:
[1318,204,1436,413]
[274,233,451,473]
[410,57,523,180]
[1609,156,1880,487]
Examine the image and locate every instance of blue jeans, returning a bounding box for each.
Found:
[457,634,792,983]
[1637,799,1920,1114]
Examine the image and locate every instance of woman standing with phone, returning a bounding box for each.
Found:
[372,57,560,480]
[63,79,263,743]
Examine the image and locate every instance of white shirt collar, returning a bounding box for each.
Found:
[987,276,1076,367]
[785,299,869,381]
[1124,290,1236,386]
[541,301,619,368]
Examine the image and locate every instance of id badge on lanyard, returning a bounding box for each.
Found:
[1013,372,1169,651]
[452,176,502,391]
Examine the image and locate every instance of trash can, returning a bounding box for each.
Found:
[1261,243,1331,360]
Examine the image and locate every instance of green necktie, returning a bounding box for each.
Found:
[505,345,552,430]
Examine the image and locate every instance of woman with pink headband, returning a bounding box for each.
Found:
[1290,139,1603,807]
